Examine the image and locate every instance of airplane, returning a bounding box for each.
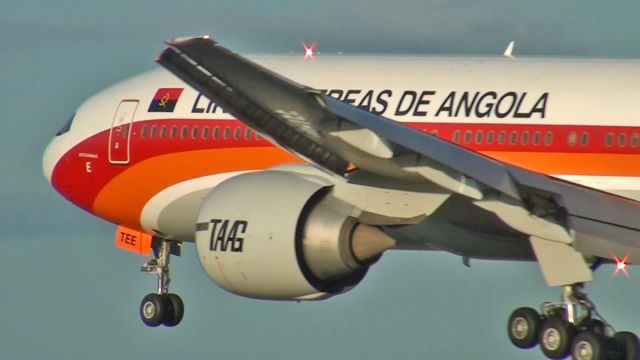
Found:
[42,36,640,360]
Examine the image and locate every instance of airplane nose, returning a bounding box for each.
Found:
[42,137,64,183]
[44,113,76,183]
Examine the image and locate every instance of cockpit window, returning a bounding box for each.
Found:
[56,113,75,136]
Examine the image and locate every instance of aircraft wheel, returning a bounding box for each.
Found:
[508,307,541,349]
[571,331,606,360]
[583,319,607,337]
[140,293,167,327]
[614,331,640,360]
[162,293,184,327]
[540,316,575,359]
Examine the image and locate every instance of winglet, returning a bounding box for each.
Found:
[165,35,213,47]
[503,41,515,58]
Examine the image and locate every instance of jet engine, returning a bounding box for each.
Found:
[194,170,395,300]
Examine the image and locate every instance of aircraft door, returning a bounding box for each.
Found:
[109,100,138,164]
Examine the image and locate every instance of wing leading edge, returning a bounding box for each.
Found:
[157,36,640,286]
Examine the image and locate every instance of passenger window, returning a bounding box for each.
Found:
[521,131,529,145]
[224,127,230,140]
[452,130,461,143]
[214,126,220,139]
[181,126,188,139]
[234,127,241,140]
[255,133,261,140]
[567,132,577,146]
[141,125,147,139]
[464,130,472,144]
[150,125,157,139]
[498,131,506,145]
[532,131,541,145]
[632,134,639,148]
[487,131,494,144]
[605,133,613,147]
[509,131,517,145]
[245,128,251,140]
[618,133,627,147]
[544,132,553,145]
[580,132,589,146]
[202,127,210,139]
[161,126,167,139]
[170,126,177,139]
[192,126,199,139]
[475,131,483,144]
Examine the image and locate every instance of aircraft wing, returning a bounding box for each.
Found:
[157,36,640,287]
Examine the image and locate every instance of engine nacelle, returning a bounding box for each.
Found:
[194,170,394,300]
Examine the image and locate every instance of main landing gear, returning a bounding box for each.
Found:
[508,285,640,360]
[139,238,184,327]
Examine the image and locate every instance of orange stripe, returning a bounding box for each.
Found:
[483,151,640,176]
[93,147,300,229]
[93,148,640,229]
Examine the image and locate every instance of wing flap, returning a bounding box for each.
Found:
[321,96,522,199]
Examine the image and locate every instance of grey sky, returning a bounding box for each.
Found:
[2,1,640,359]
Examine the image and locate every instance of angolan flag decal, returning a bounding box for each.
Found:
[148,88,184,112]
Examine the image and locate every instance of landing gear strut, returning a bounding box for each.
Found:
[139,238,184,327]
[508,285,640,360]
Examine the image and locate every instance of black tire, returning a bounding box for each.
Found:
[614,331,640,360]
[162,293,184,327]
[508,307,541,349]
[571,331,605,360]
[140,293,167,327]
[582,319,607,337]
[539,316,575,359]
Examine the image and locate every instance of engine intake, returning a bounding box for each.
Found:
[194,170,395,300]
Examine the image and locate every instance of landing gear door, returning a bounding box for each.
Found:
[109,100,138,164]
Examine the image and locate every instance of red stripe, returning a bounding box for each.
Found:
[51,118,640,229]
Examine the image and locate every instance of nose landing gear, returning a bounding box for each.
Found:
[139,238,184,327]
[507,285,640,360]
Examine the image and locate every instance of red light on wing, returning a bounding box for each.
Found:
[302,41,317,60]
[612,254,629,278]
